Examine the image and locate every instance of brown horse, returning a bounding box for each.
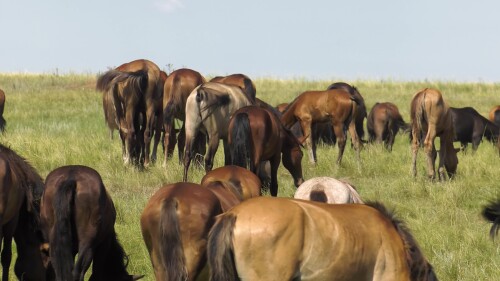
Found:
[208,197,438,281]
[40,165,142,281]
[489,105,500,126]
[140,182,222,281]
[210,74,256,102]
[229,106,304,196]
[293,176,363,204]
[183,82,254,182]
[0,89,6,133]
[200,165,261,204]
[367,102,410,151]
[482,197,500,239]
[0,143,47,281]
[163,68,207,164]
[96,59,164,166]
[411,88,458,180]
[327,82,367,142]
[280,89,362,165]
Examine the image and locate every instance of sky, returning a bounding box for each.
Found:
[1,0,500,82]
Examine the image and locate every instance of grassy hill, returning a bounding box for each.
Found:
[0,73,499,280]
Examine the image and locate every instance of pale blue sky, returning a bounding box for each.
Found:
[1,0,499,81]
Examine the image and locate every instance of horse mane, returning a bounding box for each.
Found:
[94,229,135,280]
[366,201,438,281]
[0,143,43,215]
[196,85,232,122]
[482,197,500,239]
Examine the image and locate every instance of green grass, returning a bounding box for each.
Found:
[1,73,499,280]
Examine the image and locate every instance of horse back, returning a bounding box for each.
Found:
[163,68,206,120]
[201,165,262,200]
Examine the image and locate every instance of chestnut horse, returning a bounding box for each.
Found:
[280,89,362,165]
[200,165,262,207]
[210,73,256,102]
[411,88,458,180]
[208,197,438,281]
[0,143,47,281]
[489,105,500,127]
[183,82,254,182]
[327,82,367,142]
[40,165,142,281]
[163,68,206,164]
[229,106,304,196]
[97,59,164,166]
[482,197,500,239]
[293,176,363,204]
[141,178,256,281]
[0,89,6,133]
[367,102,410,151]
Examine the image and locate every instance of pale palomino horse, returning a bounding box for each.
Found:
[183,82,254,182]
[293,176,363,204]
[411,88,458,180]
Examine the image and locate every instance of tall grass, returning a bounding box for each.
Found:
[0,74,499,280]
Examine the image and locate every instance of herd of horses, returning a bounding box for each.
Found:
[0,58,500,280]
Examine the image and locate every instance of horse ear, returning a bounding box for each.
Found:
[131,275,145,280]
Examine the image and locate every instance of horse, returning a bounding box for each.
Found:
[140,182,223,281]
[210,74,256,102]
[163,68,207,165]
[411,88,458,181]
[293,177,363,204]
[0,143,47,281]
[489,105,500,126]
[183,82,254,182]
[96,59,164,166]
[482,197,500,239]
[208,197,438,281]
[229,105,304,196]
[200,165,262,204]
[40,165,142,281]
[280,88,362,165]
[367,102,410,151]
[327,82,367,142]
[0,89,6,133]
[450,107,500,152]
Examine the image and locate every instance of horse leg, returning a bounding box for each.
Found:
[150,115,163,164]
[299,119,315,164]
[269,154,280,197]
[1,217,17,281]
[143,110,156,167]
[204,133,220,173]
[423,128,437,180]
[411,126,421,178]
[347,118,361,163]
[73,243,94,281]
[177,124,186,163]
[222,138,231,166]
[163,120,176,166]
[333,123,347,165]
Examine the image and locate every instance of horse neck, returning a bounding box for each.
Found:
[280,103,297,128]
[92,232,130,280]
[483,121,499,142]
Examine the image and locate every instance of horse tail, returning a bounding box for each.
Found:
[208,213,238,281]
[309,190,328,203]
[52,179,77,281]
[243,77,256,102]
[482,198,500,239]
[230,112,252,170]
[159,198,188,280]
[366,201,438,281]
[163,75,182,126]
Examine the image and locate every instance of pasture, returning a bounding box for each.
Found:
[0,73,499,280]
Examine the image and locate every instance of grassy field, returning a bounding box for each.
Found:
[0,73,499,280]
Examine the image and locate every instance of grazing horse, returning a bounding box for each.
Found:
[208,197,438,281]
[482,198,500,239]
[411,88,458,180]
[200,165,262,203]
[293,176,363,204]
[163,68,207,164]
[40,165,142,281]
[450,107,500,152]
[229,106,304,196]
[0,89,6,133]
[280,89,362,165]
[367,102,410,151]
[183,82,254,182]
[96,59,164,166]
[327,82,367,142]
[140,183,222,281]
[489,105,500,126]
[0,143,46,281]
[210,74,256,102]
